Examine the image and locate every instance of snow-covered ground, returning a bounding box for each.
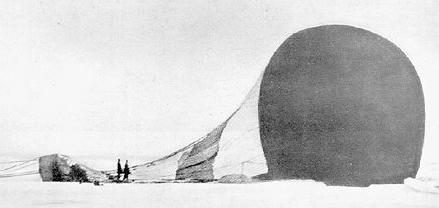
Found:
[1,177,438,208]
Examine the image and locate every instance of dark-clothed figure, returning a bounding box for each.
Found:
[116,159,122,182]
[123,160,130,182]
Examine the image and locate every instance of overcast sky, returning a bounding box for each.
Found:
[0,0,438,169]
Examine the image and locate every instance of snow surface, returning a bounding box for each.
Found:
[1,177,438,208]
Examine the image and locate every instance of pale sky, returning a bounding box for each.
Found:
[0,0,438,169]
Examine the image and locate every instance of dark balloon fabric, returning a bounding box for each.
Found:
[258,25,425,186]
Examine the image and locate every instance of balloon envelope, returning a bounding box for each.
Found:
[258,25,425,186]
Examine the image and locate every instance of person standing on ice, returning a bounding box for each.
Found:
[116,159,122,182]
[123,160,130,182]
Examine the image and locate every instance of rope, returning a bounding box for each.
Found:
[0,161,38,173]
[213,155,263,171]
[0,170,39,178]
[218,126,259,151]
[0,158,39,172]
[0,159,35,165]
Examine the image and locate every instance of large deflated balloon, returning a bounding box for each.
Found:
[258,25,424,186]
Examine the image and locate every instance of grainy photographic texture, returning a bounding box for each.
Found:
[0,1,438,207]
[259,25,424,186]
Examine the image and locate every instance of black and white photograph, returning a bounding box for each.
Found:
[0,0,438,207]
